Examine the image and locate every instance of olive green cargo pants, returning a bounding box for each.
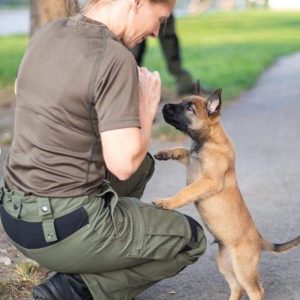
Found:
[1,154,206,300]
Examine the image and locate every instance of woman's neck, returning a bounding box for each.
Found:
[84,2,127,40]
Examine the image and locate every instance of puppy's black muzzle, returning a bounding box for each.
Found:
[162,103,174,118]
[162,103,188,132]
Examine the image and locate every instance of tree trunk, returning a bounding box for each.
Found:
[30,0,79,36]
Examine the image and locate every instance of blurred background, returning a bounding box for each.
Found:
[0,0,300,101]
[0,2,300,299]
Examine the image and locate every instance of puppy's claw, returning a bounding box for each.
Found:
[152,198,173,210]
[152,199,163,207]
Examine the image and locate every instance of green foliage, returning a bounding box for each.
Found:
[0,0,29,9]
[1,10,300,100]
[0,34,28,89]
[144,10,300,100]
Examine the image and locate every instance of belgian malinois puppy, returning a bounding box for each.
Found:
[153,85,300,300]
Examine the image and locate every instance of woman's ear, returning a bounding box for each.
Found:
[132,0,143,10]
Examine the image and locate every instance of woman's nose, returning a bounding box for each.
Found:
[150,25,160,38]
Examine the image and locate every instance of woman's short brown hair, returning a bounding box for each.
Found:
[83,0,172,14]
[149,0,171,3]
[86,0,171,6]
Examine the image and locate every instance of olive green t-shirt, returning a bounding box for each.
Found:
[4,14,140,197]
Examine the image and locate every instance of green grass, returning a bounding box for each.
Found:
[1,10,300,100]
[143,10,300,100]
[0,261,49,300]
[0,0,29,9]
[0,34,28,90]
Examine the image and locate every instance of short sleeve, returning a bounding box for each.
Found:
[94,43,140,132]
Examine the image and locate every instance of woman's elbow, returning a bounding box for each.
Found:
[113,170,133,181]
[106,161,136,181]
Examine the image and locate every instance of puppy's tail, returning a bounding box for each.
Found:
[261,235,300,253]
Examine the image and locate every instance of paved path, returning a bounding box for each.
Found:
[0,52,300,299]
[0,8,29,36]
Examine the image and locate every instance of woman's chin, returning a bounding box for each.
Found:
[128,39,144,49]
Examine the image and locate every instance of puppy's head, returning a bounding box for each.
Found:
[162,87,222,140]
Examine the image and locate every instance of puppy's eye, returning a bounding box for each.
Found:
[186,102,195,113]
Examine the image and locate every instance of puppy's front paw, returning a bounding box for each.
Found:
[152,198,164,208]
[154,150,172,161]
[152,198,174,210]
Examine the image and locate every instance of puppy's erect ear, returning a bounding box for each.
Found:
[194,79,201,95]
[206,88,222,115]
[194,79,205,97]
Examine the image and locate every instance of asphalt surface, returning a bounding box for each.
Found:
[0,52,299,299]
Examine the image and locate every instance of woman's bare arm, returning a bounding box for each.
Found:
[100,67,161,180]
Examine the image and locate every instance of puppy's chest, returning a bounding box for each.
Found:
[186,152,203,185]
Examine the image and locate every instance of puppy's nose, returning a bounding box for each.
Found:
[162,104,173,115]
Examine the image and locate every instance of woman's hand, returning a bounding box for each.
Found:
[138,67,161,125]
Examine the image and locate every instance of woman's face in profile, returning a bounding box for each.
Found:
[123,0,175,48]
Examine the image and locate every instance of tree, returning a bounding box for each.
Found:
[30,0,80,36]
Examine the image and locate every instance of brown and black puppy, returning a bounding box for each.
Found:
[153,88,300,300]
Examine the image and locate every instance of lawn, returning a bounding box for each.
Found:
[144,10,300,100]
[0,34,28,90]
[0,10,300,100]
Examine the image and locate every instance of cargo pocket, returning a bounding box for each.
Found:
[96,183,121,238]
[122,198,191,261]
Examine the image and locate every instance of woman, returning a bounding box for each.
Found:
[0,0,206,299]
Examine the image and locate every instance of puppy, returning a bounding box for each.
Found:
[153,87,300,300]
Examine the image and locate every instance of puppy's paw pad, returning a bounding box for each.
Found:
[154,151,171,160]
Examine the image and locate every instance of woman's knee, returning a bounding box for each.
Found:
[182,214,207,260]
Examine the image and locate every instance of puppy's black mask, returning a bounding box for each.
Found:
[162,102,191,133]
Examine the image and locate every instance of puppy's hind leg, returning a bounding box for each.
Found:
[231,247,264,300]
[216,246,244,300]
